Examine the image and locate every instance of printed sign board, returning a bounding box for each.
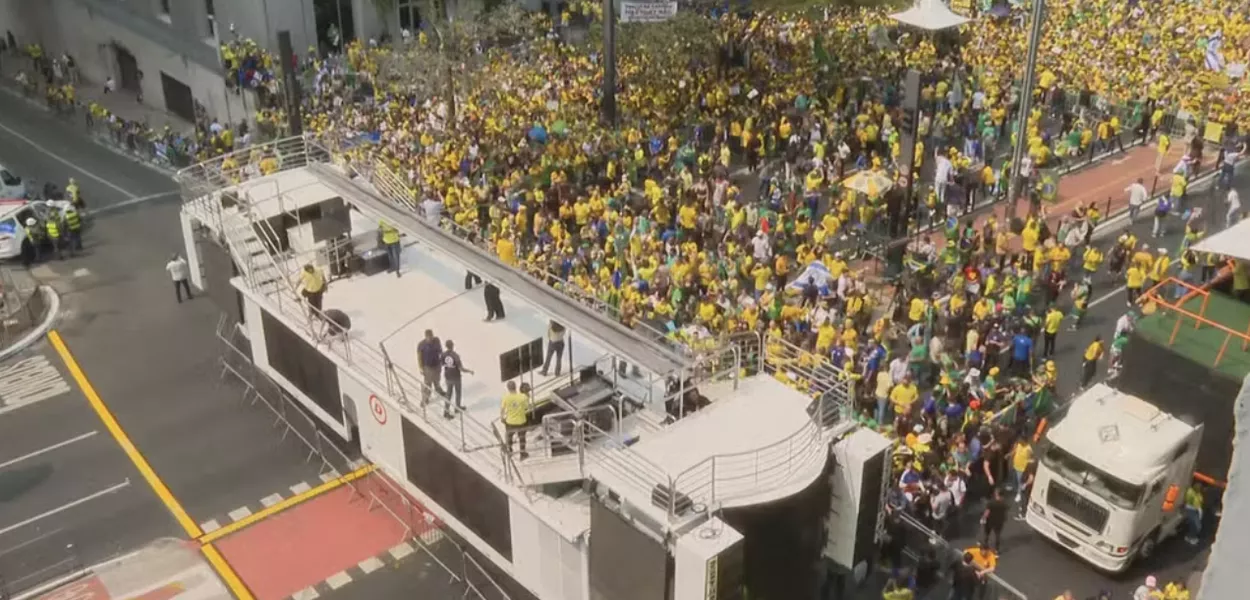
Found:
[620,1,677,23]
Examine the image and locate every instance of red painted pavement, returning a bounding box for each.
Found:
[214,474,418,600]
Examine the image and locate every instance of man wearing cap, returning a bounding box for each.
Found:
[1133,575,1161,600]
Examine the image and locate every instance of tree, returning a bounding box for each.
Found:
[375,3,544,121]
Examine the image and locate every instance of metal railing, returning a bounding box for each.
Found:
[891,510,1028,600]
[0,270,47,349]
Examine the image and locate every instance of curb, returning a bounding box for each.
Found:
[0,285,62,362]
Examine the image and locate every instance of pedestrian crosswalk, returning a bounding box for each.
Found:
[0,354,71,414]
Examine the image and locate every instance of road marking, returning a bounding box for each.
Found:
[227,507,253,522]
[0,355,72,414]
[0,431,97,471]
[0,121,137,198]
[71,268,90,278]
[359,556,385,574]
[90,191,181,215]
[291,587,320,600]
[1090,284,1129,308]
[260,493,283,508]
[47,331,202,537]
[319,471,339,483]
[325,571,352,589]
[289,482,312,495]
[388,541,414,560]
[200,519,221,534]
[197,464,376,545]
[200,544,255,600]
[0,480,130,537]
[0,527,65,558]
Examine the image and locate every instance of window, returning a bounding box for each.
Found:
[0,170,19,187]
[159,0,170,14]
[397,0,421,32]
[205,0,217,38]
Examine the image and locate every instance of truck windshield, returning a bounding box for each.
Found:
[1042,445,1145,509]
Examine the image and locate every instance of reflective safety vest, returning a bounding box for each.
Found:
[66,183,80,202]
[25,226,41,242]
[45,220,60,239]
[379,222,400,245]
[65,211,81,231]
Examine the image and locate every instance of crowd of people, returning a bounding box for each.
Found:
[7,1,1245,597]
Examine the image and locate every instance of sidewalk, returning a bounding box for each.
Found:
[924,141,1187,248]
[26,538,230,600]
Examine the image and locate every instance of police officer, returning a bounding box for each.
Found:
[44,212,63,260]
[379,219,401,277]
[64,206,82,254]
[66,177,83,210]
[21,217,41,267]
[499,381,530,459]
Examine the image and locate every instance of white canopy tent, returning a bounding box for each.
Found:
[1192,219,1250,260]
[890,0,971,31]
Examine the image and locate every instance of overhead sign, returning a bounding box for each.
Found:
[620,1,677,23]
[369,394,387,425]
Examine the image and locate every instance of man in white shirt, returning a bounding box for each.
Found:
[165,254,193,304]
[1125,177,1148,223]
[1226,187,1241,230]
[934,153,954,205]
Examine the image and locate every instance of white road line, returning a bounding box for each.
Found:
[325,571,352,589]
[0,355,72,415]
[227,506,252,522]
[388,541,415,560]
[289,482,312,495]
[291,587,320,600]
[260,493,283,508]
[1090,284,1129,308]
[0,480,131,537]
[0,527,65,558]
[90,191,180,215]
[0,121,136,198]
[319,471,339,483]
[358,556,384,574]
[0,431,98,471]
[200,519,221,534]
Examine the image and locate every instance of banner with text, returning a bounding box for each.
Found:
[620,0,678,23]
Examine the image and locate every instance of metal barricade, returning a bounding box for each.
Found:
[889,510,1028,600]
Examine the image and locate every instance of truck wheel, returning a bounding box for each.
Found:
[1138,533,1159,560]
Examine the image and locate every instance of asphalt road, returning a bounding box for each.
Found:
[934,165,1247,600]
[0,84,326,590]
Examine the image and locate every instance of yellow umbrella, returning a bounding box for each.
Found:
[842,170,895,197]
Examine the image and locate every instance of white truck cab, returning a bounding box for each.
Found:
[1025,384,1201,573]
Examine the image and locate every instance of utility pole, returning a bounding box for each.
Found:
[277,30,303,135]
[1006,0,1046,218]
[601,0,617,126]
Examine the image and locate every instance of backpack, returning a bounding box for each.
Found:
[1156,197,1171,216]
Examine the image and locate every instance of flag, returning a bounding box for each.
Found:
[1206,30,1226,72]
[813,34,831,66]
[1039,168,1060,203]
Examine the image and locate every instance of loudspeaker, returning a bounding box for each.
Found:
[651,483,694,515]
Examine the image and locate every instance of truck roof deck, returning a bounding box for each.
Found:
[1136,289,1250,381]
[1046,384,1196,484]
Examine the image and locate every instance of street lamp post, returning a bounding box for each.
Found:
[602,0,618,126]
[1006,0,1046,218]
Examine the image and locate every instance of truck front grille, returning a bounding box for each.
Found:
[1047,481,1110,533]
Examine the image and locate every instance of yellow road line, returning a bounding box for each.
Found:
[48,330,254,600]
[202,544,255,600]
[48,330,203,538]
[198,464,377,545]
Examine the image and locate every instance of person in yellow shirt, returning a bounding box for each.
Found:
[1008,438,1033,502]
[500,381,531,459]
[1081,335,1104,388]
[496,234,517,266]
[1042,305,1064,358]
[1150,248,1171,288]
[888,376,919,422]
[1126,263,1146,305]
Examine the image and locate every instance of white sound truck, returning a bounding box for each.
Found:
[1024,383,1202,572]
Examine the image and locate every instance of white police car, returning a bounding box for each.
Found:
[0,198,74,260]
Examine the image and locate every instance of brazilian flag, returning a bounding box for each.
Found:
[813,34,832,67]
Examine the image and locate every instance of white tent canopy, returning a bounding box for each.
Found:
[1192,218,1250,260]
[890,0,971,31]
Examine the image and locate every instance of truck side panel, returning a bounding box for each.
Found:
[1119,335,1237,480]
